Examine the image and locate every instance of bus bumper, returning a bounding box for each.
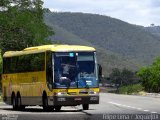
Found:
[53,95,99,106]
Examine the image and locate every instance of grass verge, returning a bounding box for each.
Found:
[118,84,144,95]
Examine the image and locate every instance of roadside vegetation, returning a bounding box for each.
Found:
[0,0,54,53]
[101,68,142,94]
[137,57,160,93]
[118,84,144,95]
[0,0,54,92]
[109,68,140,86]
[103,57,160,95]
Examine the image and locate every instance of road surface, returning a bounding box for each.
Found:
[0,93,160,120]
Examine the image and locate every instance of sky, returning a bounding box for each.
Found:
[43,0,160,27]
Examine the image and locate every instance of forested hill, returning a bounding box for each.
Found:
[145,26,160,37]
[44,11,160,75]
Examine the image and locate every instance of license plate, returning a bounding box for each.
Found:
[74,98,82,101]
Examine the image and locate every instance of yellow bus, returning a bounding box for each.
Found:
[2,45,100,111]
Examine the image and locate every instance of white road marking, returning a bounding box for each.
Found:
[121,104,128,107]
[144,110,149,112]
[130,106,136,109]
[126,106,131,108]
[151,112,157,113]
[108,101,157,114]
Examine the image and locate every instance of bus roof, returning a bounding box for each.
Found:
[3,45,96,57]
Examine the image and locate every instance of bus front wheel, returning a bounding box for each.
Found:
[82,104,89,110]
[43,96,48,111]
[42,95,54,111]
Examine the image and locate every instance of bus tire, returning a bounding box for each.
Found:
[48,106,54,111]
[55,105,61,111]
[42,93,50,111]
[12,94,17,110]
[17,94,25,110]
[82,104,89,110]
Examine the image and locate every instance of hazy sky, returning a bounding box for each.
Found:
[43,0,160,27]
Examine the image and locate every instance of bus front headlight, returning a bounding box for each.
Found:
[55,92,67,96]
[89,91,99,95]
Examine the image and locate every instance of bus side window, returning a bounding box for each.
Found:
[3,58,8,74]
[31,53,45,71]
[3,57,17,74]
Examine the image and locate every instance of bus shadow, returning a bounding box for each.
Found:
[2,108,95,113]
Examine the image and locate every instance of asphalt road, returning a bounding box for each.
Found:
[0,93,160,120]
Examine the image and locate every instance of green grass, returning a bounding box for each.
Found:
[118,84,144,95]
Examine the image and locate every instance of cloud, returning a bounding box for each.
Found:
[43,0,160,26]
[150,0,160,8]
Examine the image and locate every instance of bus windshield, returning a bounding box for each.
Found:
[54,52,98,88]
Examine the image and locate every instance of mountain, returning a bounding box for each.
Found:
[44,11,160,76]
[145,26,160,37]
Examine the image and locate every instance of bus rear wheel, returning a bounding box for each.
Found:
[12,95,17,110]
[82,104,89,110]
[17,95,25,110]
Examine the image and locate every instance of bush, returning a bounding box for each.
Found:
[137,57,160,93]
[118,84,144,94]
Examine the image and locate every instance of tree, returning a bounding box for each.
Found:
[109,68,122,86]
[137,57,160,92]
[0,0,54,53]
[121,68,135,86]
[109,68,139,87]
